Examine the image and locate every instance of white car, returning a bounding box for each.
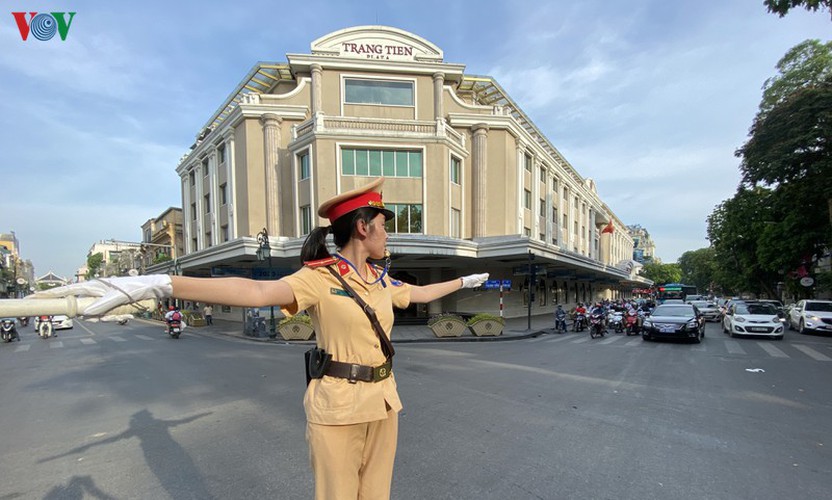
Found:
[722,301,784,339]
[788,300,832,335]
[34,315,74,331]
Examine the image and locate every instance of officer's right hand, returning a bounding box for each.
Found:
[460,273,489,289]
[33,275,173,316]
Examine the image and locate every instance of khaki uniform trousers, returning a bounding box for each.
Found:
[306,408,398,500]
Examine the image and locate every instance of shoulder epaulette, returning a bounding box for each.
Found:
[304,256,339,268]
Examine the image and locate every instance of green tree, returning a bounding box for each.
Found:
[759,40,832,117]
[678,248,717,294]
[640,262,681,285]
[764,0,832,19]
[85,253,103,279]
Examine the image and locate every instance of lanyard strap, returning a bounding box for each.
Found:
[326,266,395,361]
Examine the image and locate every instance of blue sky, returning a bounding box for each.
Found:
[1,1,829,279]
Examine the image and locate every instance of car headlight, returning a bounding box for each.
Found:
[687,320,698,329]
[734,316,746,322]
[771,317,780,323]
[809,315,821,322]
[643,320,653,328]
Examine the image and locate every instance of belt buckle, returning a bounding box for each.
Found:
[374,362,391,382]
[348,364,360,384]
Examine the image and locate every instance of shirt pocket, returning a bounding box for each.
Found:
[312,377,356,412]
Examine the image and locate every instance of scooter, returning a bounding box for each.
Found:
[573,312,587,332]
[589,312,606,339]
[554,310,568,333]
[166,319,182,339]
[36,315,55,338]
[1,318,20,342]
[608,311,624,333]
[18,316,29,327]
[624,310,640,336]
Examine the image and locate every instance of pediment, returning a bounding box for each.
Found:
[311,25,443,62]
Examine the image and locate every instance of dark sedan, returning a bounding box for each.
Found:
[641,304,705,343]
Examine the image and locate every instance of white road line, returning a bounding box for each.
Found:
[49,341,64,348]
[757,342,788,358]
[109,336,127,342]
[14,344,30,352]
[725,340,746,354]
[80,338,96,345]
[625,338,643,346]
[598,335,623,345]
[135,335,154,341]
[546,335,574,343]
[571,336,591,344]
[792,344,832,361]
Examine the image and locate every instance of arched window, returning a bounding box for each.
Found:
[538,279,547,306]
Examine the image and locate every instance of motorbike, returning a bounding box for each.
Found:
[1,318,20,342]
[554,310,568,333]
[608,311,624,333]
[573,312,587,332]
[18,316,29,327]
[166,318,182,339]
[589,312,606,338]
[624,310,640,336]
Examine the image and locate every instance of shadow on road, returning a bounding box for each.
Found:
[39,409,214,499]
[43,475,117,500]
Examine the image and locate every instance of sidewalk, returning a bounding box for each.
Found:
[181,314,560,344]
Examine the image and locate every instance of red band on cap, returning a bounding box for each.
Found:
[327,192,385,222]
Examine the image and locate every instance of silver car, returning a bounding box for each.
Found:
[689,300,721,322]
[788,300,832,334]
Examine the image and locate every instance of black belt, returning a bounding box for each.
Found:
[325,360,392,384]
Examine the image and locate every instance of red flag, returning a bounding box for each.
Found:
[601,221,614,234]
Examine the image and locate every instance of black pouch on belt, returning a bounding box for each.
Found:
[305,347,332,386]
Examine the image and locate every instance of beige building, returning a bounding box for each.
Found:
[161,26,649,321]
[628,224,657,264]
[140,207,184,272]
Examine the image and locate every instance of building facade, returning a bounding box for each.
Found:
[161,26,650,321]
[86,240,144,278]
[1,231,35,297]
[627,224,657,264]
[140,207,185,272]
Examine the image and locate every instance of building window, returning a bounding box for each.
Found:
[539,199,546,218]
[191,237,197,251]
[539,280,547,306]
[342,148,422,178]
[204,194,211,213]
[539,166,546,184]
[203,158,210,177]
[218,144,226,164]
[298,152,310,180]
[574,221,578,236]
[562,214,567,230]
[524,189,531,210]
[205,232,212,247]
[524,153,532,172]
[451,208,461,238]
[552,236,558,246]
[191,203,197,220]
[221,225,229,242]
[539,233,545,242]
[523,227,531,237]
[344,78,414,106]
[189,171,195,187]
[450,156,461,185]
[220,184,227,205]
[552,177,558,192]
[300,205,312,235]
[384,204,423,234]
[552,206,558,221]
[563,187,568,200]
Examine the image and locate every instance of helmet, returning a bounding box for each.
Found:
[169,306,175,311]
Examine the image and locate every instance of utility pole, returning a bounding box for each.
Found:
[527,250,535,331]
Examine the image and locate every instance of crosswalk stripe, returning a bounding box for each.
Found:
[598,335,623,345]
[109,336,127,342]
[80,338,96,345]
[546,335,574,343]
[792,344,832,361]
[49,341,63,348]
[625,338,642,346]
[725,340,746,354]
[135,335,154,341]
[14,344,30,352]
[757,342,788,358]
[571,336,591,344]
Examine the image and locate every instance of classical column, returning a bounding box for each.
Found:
[310,64,323,115]
[432,72,445,121]
[471,123,489,238]
[223,130,237,239]
[261,113,282,235]
[599,227,611,264]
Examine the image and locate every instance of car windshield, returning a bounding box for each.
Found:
[690,301,712,308]
[652,306,694,317]
[736,304,777,315]
[805,302,832,312]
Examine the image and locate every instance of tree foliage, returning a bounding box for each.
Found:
[678,248,717,293]
[85,253,103,279]
[764,0,832,19]
[759,40,832,117]
[639,262,681,285]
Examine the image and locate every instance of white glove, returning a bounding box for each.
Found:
[460,273,489,289]
[33,275,173,316]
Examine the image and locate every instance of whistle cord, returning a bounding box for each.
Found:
[335,253,389,286]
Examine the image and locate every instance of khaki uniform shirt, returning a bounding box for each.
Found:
[280,259,412,425]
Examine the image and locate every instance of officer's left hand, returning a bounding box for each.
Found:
[460,273,489,289]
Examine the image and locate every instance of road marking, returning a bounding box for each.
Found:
[109,336,126,342]
[725,340,746,354]
[598,335,623,345]
[625,338,642,346]
[80,338,96,345]
[14,344,30,352]
[571,336,591,344]
[135,335,154,341]
[792,344,832,361]
[49,341,63,348]
[757,342,788,358]
[545,334,574,343]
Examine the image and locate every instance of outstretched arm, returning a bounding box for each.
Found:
[409,273,489,304]
[171,276,294,308]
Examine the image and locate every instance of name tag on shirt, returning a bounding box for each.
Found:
[330,287,350,297]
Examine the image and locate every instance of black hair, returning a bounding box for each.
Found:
[300,207,383,264]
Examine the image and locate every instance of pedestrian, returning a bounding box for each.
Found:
[203,304,213,325]
[37,177,488,500]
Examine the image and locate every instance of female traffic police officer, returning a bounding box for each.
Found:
[41,177,488,499]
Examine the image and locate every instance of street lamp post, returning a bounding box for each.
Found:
[256,228,276,338]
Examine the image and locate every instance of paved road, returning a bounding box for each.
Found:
[1,320,830,499]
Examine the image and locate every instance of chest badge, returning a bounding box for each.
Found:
[330,287,350,297]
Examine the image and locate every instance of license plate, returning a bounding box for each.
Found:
[660,325,676,333]
[748,327,767,332]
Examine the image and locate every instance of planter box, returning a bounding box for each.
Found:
[278,322,315,341]
[428,316,467,337]
[468,319,504,336]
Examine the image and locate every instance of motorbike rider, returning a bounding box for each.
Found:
[573,302,587,331]
[164,306,183,333]
[554,304,567,333]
